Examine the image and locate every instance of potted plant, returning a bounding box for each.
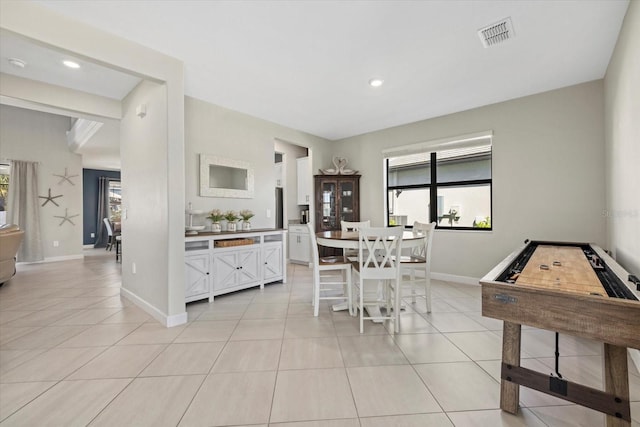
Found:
[208,209,224,232]
[239,209,254,231]
[224,210,240,232]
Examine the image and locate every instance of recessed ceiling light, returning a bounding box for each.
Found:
[8,58,26,68]
[63,60,80,69]
[369,78,384,88]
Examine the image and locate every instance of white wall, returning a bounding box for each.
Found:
[120,80,170,316]
[333,81,606,279]
[604,1,639,275]
[0,105,83,260]
[184,96,329,228]
[2,1,186,325]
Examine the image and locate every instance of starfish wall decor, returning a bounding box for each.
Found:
[39,188,63,207]
[53,167,79,185]
[54,208,79,226]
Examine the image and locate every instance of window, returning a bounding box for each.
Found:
[386,136,492,230]
[0,164,9,225]
[108,180,121,221]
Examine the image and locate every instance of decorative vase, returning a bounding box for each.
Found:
[227,222,237,232]
[211,222,221,233]
[242,221,251,231]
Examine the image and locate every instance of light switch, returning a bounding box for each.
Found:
[266,209,271,218]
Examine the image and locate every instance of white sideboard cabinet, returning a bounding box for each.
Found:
[185,229,287,303]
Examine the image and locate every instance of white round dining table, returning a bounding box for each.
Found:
[315,229,426,250]
[315,229,427,321]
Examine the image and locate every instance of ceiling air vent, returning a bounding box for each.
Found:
[478,17,515,48]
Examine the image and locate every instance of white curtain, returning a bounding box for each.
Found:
[7,160,44,262]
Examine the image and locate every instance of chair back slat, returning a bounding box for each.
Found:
[357,226,403,280]
[409,221,435,264]
[341,220,370,232]
[103,218,113,237]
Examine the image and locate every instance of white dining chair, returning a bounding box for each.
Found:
[341,220,370,232]
[103,218,115,251]
[340,220,370,261]
[307,223,353,317]
[115,235,122,262]
[400,221,436,312]
[352,226,403,333]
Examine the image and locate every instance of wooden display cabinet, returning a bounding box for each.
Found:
[314,174,360,256]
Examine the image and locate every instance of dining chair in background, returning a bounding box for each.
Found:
[115,235,122,262]
[352,226,403,333]
[400,221,436,312]
[340,220,370,261]
[307,223,353,317]
[103,218,115,251]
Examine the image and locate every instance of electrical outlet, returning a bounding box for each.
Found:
[90,232,95,238]
[53,240,59,247]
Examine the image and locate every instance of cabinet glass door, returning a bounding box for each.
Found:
[320,181,337,230]
[339,181,355,222]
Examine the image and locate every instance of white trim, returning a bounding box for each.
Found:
[630,349,640,373]
[83,244,95,249]
[167,312,189,327]
[431,272,480,286]
[18,254,84,264]
[382,130,493,158]
[120,287,187,328]
[67,118,104,152]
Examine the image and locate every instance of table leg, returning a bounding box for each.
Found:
[501,321,521,414]
[603,344,631,427]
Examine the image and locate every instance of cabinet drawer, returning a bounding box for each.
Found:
[288,224,309,234]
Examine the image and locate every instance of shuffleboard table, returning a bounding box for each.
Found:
[480,241,639,427]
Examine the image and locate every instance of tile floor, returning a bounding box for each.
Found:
[0,249,638,426]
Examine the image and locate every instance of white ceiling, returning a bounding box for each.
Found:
[8,0,632,141]
[0,30,141,100]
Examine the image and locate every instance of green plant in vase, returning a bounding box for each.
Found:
[224,210,240,232]
[239,209,254,230]
[208,209,225,232]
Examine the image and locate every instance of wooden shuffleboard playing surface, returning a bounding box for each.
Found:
[481,241,640,427]
[516,245,604,295]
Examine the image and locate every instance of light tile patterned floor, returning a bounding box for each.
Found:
[0,249,638,426]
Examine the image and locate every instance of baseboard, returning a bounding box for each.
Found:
[83,244,95,249]
[18,254,84,265]
[630,349,640,373]
[119,287,187,328]
[431,272,480,286]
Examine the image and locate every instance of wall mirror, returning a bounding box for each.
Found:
[199,154,254,198]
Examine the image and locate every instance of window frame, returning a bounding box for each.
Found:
[386,148,493,231]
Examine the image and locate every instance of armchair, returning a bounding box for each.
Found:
[0,224,25,285]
